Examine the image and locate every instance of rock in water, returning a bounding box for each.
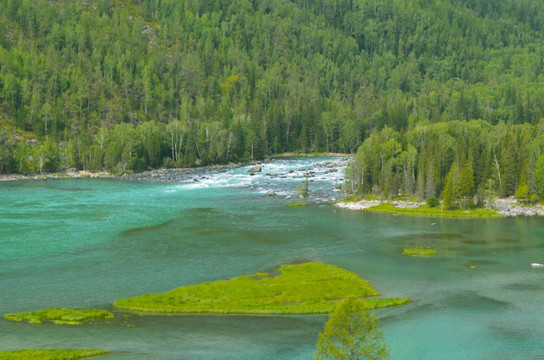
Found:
[266,189,276,196]
[248,165,262,173]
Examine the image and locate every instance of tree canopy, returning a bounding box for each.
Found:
[315,295,390,360]
[1,0,544,177]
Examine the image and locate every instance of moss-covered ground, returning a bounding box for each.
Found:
[0,349,108,359]
[4,308,114,325]
[365,203,502,218]
[114,262,409,314]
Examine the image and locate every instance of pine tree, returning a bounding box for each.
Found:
[533,156,544,201]
[457,156,475,208]
[442,162,458,209]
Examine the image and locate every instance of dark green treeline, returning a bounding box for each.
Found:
[1,0,544,175]
[346,121,544,206]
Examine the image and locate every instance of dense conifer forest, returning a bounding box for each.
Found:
[1,0,544,204]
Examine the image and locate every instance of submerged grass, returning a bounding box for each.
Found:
[402,247,438,257]
[0,349,108,359]
[288,202,308,207]
[4,308,114,325]
[114,262,409,314]
[365,203,502,218]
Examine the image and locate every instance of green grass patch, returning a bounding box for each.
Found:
[114,262,409,314]
[337,195,363,203]
[402,247,437,257]
[365,203,502,218]
[4,308,114,325]
[0,349,108,359]
[288,202,308,207]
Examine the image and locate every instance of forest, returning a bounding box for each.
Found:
[1,0,544,203]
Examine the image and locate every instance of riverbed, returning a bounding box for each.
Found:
[1,157,543,359]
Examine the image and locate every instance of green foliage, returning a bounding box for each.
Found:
[536,155,544,201]
[365,203,501,218]
[1,0,544,174]
[288,202,309,207]
[402,248,437,257]
[340,195,364,203]
[314,295,390,360]
[0,349,108,359]
[4,308,114,325]
[515,182,538,204]
[296,172,310,197]
[426,197,440,208]
[114,262,409,314]
[348,121,544,206]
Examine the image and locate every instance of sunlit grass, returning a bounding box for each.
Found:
[402,247,437,257]
[114,262,409,314]
[288,202,308,207]
[4,308,114,325]
[0,349,108,359]
[365,203,502,218]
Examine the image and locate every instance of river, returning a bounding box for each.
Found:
[1,157,543,359]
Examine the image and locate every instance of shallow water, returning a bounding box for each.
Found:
[1,157,544,359]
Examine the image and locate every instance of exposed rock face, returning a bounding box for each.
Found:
[248,165,262,173]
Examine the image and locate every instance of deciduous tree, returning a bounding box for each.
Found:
[315,295,389,360]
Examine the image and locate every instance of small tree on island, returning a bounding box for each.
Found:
[315,295,390,360]
[297,171,310,197]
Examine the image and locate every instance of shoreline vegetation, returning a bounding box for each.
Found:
[335,198,544,218]
[113,262,409,314]
[402,248,438,257]
[0,349,108,359]
[0,153,348,182]
[4,308,114,325]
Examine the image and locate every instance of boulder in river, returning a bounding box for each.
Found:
[248,165,262,173]
[266,189,276,196]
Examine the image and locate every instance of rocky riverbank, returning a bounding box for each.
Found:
[0,169,114,181]
[0,155,348,184]
[335,199,425,210]
[336,197,544,217]
[489,197,544,217]
[121,162,245,183]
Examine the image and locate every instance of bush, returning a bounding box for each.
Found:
[427,197,439,208]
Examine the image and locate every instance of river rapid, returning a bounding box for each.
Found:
[1,157,543,359]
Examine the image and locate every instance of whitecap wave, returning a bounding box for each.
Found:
[170,157,348,197]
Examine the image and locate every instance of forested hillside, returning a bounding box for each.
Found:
[1,0,544,203]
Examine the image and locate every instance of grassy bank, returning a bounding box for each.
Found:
[365,203,502,218]
[114,262,409,314]
[4,308,114,325]
[0,349,108,359]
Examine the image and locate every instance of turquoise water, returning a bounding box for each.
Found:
[1,158,544,359]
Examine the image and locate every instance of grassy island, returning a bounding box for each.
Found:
[288,202,309,207]
[4,308,114,325]
[402,248,438,257]
[0,349,108,359]
[114,262,409,314]
[365,203,502,219]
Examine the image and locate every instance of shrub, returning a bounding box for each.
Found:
[427,197,440,208]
